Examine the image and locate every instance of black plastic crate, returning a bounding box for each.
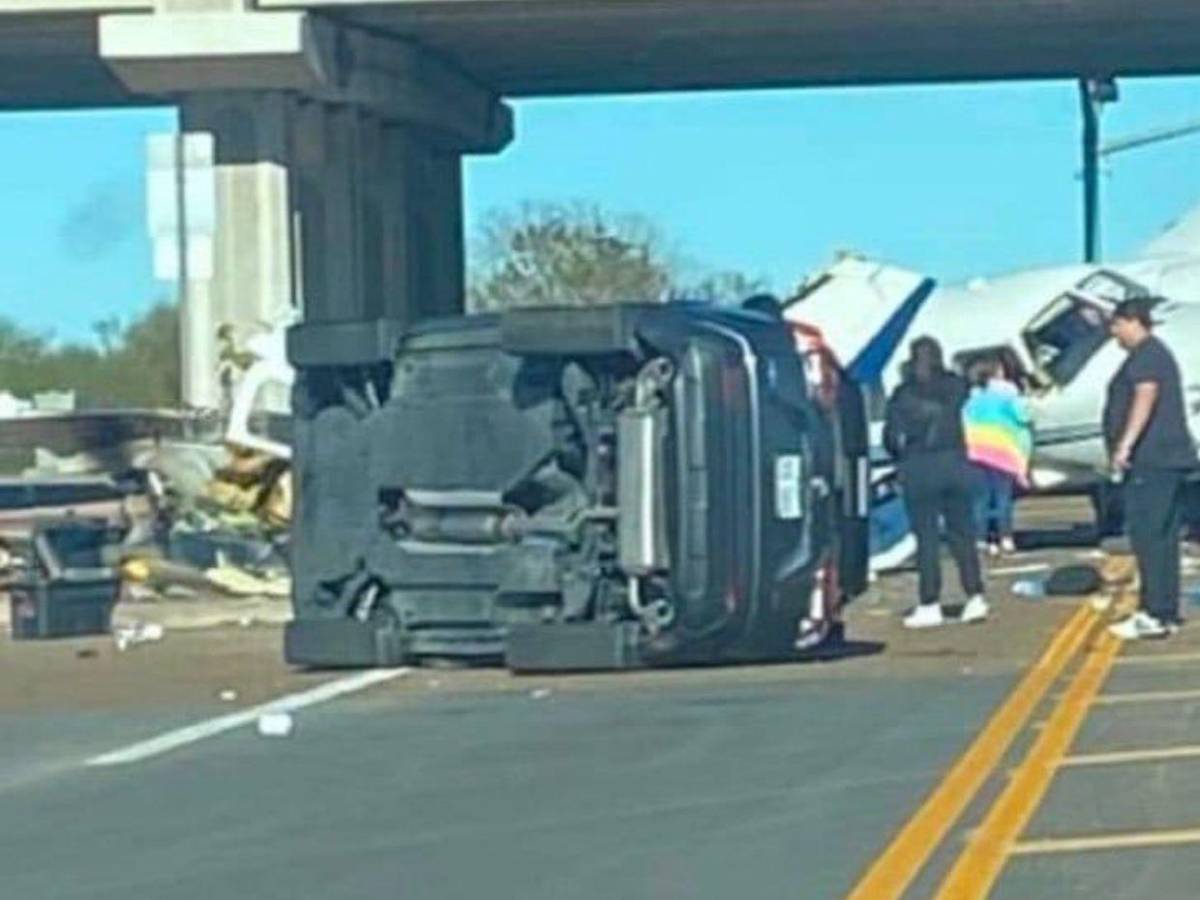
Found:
[9,576,119,639]
[5,518,121,640]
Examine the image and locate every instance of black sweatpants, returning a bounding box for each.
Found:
[1125,468,1185,624]
[900,451,985,606]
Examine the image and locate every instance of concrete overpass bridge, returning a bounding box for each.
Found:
[9,1,1200,104]
[3,0,1200,399]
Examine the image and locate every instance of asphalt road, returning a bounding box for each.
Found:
[991,642,1200,900]
[0,591,1069,899]
[3,667,1017,900]
[5,499,1200,899]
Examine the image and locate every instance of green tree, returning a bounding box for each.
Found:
[106,303,181,408]
[0,302,180,409]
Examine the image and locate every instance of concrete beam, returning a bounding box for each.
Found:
[9,0,1200,101]
[261,0,1200,95]
[155,1,248,10]
[99,11,335,93]
[99,10,511,151]
[0,1,149,10]
[0,14,135,109]
[331,28,512,152]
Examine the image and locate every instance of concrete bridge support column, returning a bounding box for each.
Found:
[285,101,470,325]
[174,92,294,407]
[100,10,513,638]
[99,9,512,398]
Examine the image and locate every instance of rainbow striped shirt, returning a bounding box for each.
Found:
[963,379,1033,486]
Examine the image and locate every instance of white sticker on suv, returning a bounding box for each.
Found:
[775,454,803,520]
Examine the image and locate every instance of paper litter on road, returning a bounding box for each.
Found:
[989,563,1051,577]
[256,712,294,737]
[204,565,290,598]
[114,621,165,651]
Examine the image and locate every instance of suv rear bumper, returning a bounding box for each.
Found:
[285,618,647,672]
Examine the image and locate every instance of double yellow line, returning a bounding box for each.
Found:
[847,603,1109,900]
[936,630,1121,897]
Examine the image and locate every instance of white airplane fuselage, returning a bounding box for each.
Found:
[788,252,1200,494]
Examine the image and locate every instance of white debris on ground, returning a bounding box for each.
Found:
[257,712,294,737]
[0,324,301,644]
[1090,595,1113,612]
[0,392,31,418]
[203,564,290,598]
[114,621,165,651]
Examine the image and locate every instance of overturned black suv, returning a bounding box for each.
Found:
[283,303,869,671]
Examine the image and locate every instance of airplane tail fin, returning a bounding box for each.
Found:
[782,255,934,384]
[1141,202,1200,258]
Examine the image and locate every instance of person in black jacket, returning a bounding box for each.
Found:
[884,337,987,628]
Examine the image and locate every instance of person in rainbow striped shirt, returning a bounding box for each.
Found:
[963,356,1033,556]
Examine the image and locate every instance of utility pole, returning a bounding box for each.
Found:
[1079,77,1119,264]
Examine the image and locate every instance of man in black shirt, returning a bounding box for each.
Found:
[1103,298,1197,639]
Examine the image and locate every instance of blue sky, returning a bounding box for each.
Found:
[3,77,1200,342]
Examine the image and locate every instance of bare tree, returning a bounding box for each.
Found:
[676,270,770,305]
[467,202,677,311]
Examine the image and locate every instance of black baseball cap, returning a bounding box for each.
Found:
[1111,297,1157,328]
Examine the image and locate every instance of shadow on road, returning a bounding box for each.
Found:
[795,639,888,664]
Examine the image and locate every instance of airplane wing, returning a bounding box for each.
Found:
[782,255,935,383]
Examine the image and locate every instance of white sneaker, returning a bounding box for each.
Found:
[1109,611,1169,640]
[1133,611,1169,634]
[1143,613,1183,636]
[794,617,827,650]
[999,537,1017,556]
[904,604,945,629]
[961,595,990,624]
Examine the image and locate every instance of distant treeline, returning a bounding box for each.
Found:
[0,303,180,410]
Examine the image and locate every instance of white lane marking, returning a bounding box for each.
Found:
[1011,827,1200,856]
[1093,688,1200,706]
[1062,744,1200,767]
[86,668,410,767]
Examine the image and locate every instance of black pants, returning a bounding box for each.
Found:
[1125,469,1185,624]
[901,452,985,606]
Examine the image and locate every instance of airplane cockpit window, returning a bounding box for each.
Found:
[1021,271,1156,389]
[1023,295,1109,387]
[1074,270,1150,304]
